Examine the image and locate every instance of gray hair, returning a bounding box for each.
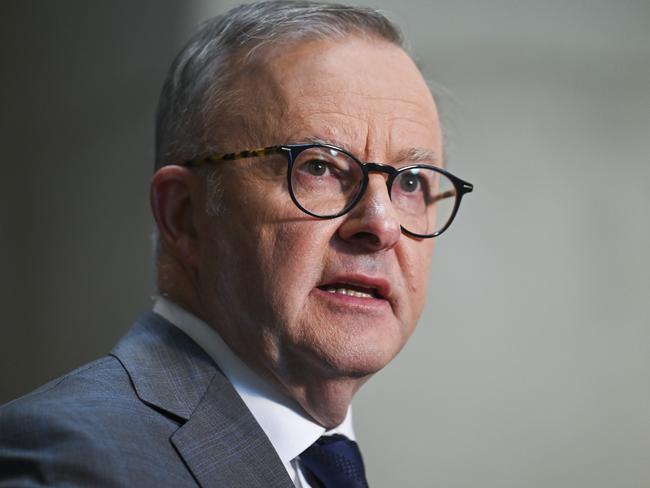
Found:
[154,0,406,171]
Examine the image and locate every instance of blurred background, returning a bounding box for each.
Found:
[1,1,649,487]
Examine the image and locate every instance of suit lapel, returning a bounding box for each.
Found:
[171,371,293,488]
[111,312,216,420]
[111,312,293,488]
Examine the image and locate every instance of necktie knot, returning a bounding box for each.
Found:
[300,434,369,488]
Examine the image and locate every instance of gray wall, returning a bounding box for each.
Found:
[0,0,186,399]
[2,1,649,487]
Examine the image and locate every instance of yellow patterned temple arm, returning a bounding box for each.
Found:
[183,146,286,167]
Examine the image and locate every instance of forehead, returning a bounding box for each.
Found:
[248,37,442,163]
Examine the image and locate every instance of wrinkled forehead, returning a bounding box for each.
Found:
[232,36,441,162]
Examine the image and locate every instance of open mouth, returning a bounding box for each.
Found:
[317,283,383,299]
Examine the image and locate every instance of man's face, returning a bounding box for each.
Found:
[196,37,442,389]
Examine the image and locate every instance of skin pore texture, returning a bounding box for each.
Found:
[151,36,442,428]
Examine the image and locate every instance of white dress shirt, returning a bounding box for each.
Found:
[153,297,356,487]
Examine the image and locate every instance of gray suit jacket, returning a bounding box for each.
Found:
[0,312,294,487]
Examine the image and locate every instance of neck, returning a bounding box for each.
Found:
[156,252,202,314]
[282,376,369,429]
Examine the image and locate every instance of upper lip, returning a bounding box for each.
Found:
[317,273,392,301]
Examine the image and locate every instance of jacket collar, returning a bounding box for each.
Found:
[111,311,215,420]
[111,312,293,487]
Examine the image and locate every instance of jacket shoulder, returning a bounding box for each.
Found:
[0,355,193,487]
[1,355,141,420]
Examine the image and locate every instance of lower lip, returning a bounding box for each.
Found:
[313,287,391,310]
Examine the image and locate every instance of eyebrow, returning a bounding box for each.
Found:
[299,136,355,154]
[394,147,441,166]
[296,136,441,166]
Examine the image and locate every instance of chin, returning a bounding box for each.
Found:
[308,329,405,379]
[280,297,415,380]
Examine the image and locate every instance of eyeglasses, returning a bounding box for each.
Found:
[184,143,473,238]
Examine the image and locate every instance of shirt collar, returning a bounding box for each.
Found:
[152,297,355,478]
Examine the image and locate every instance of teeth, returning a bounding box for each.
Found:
[323,286,374,298]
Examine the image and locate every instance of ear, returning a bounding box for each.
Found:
[150,166,204,268]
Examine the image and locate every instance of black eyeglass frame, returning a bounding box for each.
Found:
[184,142,474,238]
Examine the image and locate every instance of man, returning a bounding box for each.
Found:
[0,1,472,486]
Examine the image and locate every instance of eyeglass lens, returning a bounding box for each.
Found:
[289,146,457,236]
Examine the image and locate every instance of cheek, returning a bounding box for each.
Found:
[256,219,335,318]
[401,239,435,318]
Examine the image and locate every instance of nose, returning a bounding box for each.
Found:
[337,174,401,252]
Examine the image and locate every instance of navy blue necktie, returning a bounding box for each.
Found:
[300,434,369,488]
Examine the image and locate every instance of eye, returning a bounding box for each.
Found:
[305,159,329,176]
[398,174,421,193]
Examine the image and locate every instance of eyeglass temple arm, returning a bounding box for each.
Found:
[183,146,287,167]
